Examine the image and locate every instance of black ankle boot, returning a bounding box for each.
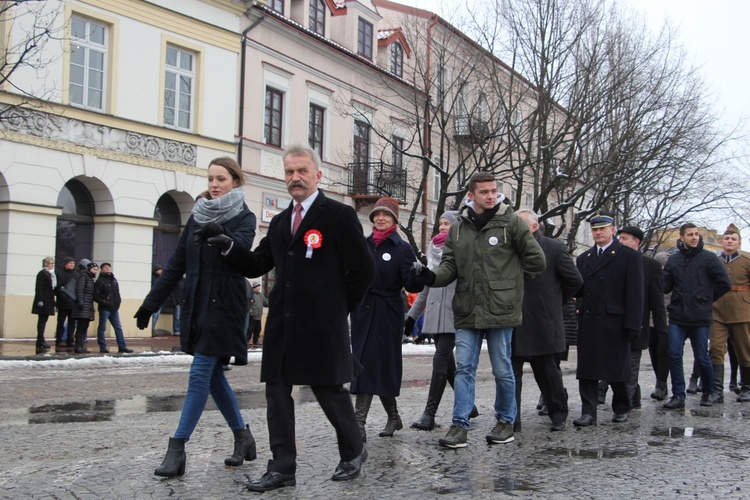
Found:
[412,372,448,430]
[379,396,403,437]
[155,437,186,477]
[355,393,373,443]
[225,424,257,466]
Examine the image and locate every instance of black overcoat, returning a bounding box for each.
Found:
[55,268,75,311]
[633,256,668,350]
[513,234,582,357]
[575,240,644,382]
[143,205,256,365]
[72,270,95,321]
[350,231,423,396]
[31,269,56,316]
[222,191,374,385]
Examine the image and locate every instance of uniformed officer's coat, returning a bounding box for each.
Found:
[713,253,750,324]
[575,239,644,382]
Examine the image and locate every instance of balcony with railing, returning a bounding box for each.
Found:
[347,161,406,208]
[454,115,490,142]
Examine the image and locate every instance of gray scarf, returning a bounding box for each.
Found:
[192,187,245,225]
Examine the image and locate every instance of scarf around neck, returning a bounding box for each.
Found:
[373,225,398,247]
[192,187,245,225]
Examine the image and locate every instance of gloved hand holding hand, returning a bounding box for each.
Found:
[207,234,233,253]
[403,316,416,338]
[411,261,436,286]
[134,306,153,330]
[626,329,640,345]
[194,222,225,245]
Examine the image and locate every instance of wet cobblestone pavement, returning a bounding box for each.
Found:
[0,343,748,498]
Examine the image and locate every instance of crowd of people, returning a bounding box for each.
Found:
[30,144,748,491]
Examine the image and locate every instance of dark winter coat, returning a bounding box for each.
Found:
[142,205,256,365]
[55,268,76,311]
[94,272,121,311]
[350,231,423,396]
[513,233,583,357]
[431,201,546,329]
[72,269,96,321]
[32,269,56,316]
[663,238,731,327]
[222,191,374,386]
[575,239,644,382]
[633,256,668,350]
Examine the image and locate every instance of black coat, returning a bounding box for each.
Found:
[663,238,731,327]
[513,234,582,357]
[633,256,668,350]
[350,231,423,396]
[143,205,256,365]
[94,272,121,311]
[575,240,644,382]
[31,269,56,316]
[72,270,96,321]
[55,268,76,311]
[222,191,374,386]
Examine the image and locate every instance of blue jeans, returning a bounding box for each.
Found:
[151,308,161,334]
[174,353,245,439]
[453,328,516,428]
[97,309,127,350]
[668,323,714,400]
[173,304,181,335]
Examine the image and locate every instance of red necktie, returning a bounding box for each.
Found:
[292,204,303,235]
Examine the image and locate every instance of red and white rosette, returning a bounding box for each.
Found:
[303,229,322,258]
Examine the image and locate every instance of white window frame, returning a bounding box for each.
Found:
[163,45,196,131]
[69,15,107,111]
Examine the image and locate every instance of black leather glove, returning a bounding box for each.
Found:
[411,261,436,286]
[404,316,416,337]
[194,222,224,245]
[626,329,640,345]
[207,234,233,252]
[134,306,153,330]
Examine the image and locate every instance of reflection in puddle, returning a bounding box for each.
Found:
[540,446,638,459]
[3,388,268,426]
[650,427,729,440]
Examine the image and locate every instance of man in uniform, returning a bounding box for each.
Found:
[709,223,750,403]
[574,211,643,426]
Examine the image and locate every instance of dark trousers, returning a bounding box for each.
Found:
[56,309,75,345]
[648,328,669,385]
[265,382,363,474]
[433,333,456,376]
[627,349,642,404]
[513,354,568,426]
[580,378,629,418]
[35,314,50,345]
[74,319,90,351]
[251,319,262,345]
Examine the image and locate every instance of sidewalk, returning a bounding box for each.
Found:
[0,335,183,359]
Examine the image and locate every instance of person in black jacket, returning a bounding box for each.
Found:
[662,223,731,409]
[54,256,77,351]
[134,157,257,478]
[72,261,98,354]
[94,263,132,353]
[32,256,56,350]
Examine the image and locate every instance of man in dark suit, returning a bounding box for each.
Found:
[609,226,668,407]
[573,211,644,426]
[210,144,375,491]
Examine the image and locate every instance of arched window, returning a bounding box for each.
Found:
[391,42,403,78]
[55,179,95,272]
[152,194,181,270]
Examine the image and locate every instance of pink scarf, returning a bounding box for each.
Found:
[372,225,397,247]
[432,232,448,249]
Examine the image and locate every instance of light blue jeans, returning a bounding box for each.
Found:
[174,353,245,439]
[96,309,127,350]
[453,328,516,428]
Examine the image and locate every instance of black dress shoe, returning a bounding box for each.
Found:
[245,471,296,492]
[663,396,685,409]
[332,446,367,481]
[550,421,566,431]
[118,348,134,353]
[100,348,110,353]
[573,414,597,427]
[612,413,628,423]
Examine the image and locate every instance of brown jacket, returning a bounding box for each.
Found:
[713,253,750,324]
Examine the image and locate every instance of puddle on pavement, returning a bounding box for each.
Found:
[2,388,271,426]
[650,426,730,440]
[540,446,638,459]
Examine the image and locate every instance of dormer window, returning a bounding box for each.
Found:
[309,0,325,35]
[269,0,283,14]
[358,18,373,60]
[391,42,403,78]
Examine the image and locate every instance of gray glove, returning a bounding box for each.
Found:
[37,301,43,308]
[207,234,233,252]
[194,222,224,245]
[411,261,435,286]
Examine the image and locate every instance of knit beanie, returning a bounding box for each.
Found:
[78,258,91,269]
[440,210,459,225]
[369,197,400,222]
